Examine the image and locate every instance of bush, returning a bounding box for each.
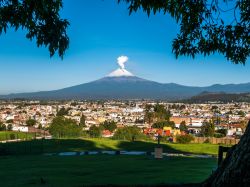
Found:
[9,134,15,140]
[216,129,227,137]
[204,138,210,143]
[214,133,224,138]
[176,134,194,144]
[113,126,147,141]
[88,125,102,138]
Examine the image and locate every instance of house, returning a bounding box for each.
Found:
[102,130,113,137]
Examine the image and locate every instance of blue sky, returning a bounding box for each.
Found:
[0,0,249,94]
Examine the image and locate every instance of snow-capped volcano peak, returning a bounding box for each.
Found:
[107,68,134,77]
[106,55,134,77]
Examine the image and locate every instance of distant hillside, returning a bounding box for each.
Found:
[183,92,250,103]
[1,76,250,100]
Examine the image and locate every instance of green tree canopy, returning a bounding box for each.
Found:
[56,107,69,116]
[0,122,6,131]
[79,115,86,127]
[152,120,175,129]
[153,104,171,121]
[200,121,215,137]
[88,125,102,138]
[49,116,82,138]
[113,126,146,141]
[26,118,36,126]
[144,104,171,124]
[0,0,69,58]
[119,0,250,64]
[7,123,12,131]
[6,119,13,123]
[179,121,188,132]
[100,120,117,132]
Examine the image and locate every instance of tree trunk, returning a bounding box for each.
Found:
[203,121,250,186]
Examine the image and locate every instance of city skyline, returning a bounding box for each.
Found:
[0,0,249,95]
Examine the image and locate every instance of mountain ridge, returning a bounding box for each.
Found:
[1,76,250,100]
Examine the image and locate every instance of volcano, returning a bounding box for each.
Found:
[1,56,250,100]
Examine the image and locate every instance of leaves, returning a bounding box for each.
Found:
[120,0,250,64]
[0,0,69,58]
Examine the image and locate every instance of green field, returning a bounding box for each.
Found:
[0,131,35,141]
[0,138,220,186]
[0,155,216,186]
[0,138,221,155]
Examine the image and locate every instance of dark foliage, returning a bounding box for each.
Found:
[88,125,102,138]
[100,120,117,132]
[0,0,69,58]
[113,126,146,141]
[176,134,194,144]
[56,107,70,116]
[200,121,215,137]
[26,118,36,126]
[185,92,250,103]
[49,116,82,138]
[152,120,175,129]
[119,0,250,64]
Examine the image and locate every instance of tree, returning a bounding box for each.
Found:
[6,119,13,123]
[144,104,154,125]
[79,115,86,127]
[204,121,250,186]
[26,118,36,126]
[152,121,175,129]
[153,104,171,121]
[200,121,215,137]
[239,120,248,133]
[211,105,219,111]
[216,129,227,137]
[49,116,82,138]
[0,122,6,131]
[237,110,246,117]
[88,125,102,138]
[176,134,194,144]
[113,126,146,141]
[179,121,188,132]
[119,0,250,64]
[38,123,43,129]
[100,121,117,132]
[0,0,69,58]
[7,124,12,131]
[56,107,69,116]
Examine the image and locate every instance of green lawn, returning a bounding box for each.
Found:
[0,138,221,155]
[0,131,35,141]
[0,155,216,186]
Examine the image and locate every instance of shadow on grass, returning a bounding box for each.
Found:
[0,139,211,186]
[117,140,189,154]
[0,138,201,156]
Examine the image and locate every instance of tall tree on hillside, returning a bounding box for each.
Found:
[79,114,86,127]
[144,104,154,125]
[179,121,188,132]
[200,121,215,137]
[153,104,171,121]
